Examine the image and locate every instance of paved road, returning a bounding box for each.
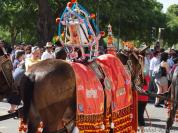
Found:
[144,103,178,133]
[0,102,178,133]
[0,102,18,133]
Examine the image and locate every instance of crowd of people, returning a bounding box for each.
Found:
[1,39,178,133]
[138,45,178,133]
[1,40,105,113]
[2,41,64,113]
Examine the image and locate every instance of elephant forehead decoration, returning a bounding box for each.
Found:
[56,0,105,60]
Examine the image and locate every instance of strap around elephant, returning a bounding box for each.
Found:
[50,119,75,133]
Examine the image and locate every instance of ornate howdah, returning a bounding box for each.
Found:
[70,54,136,133]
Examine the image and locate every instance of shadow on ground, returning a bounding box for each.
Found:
[145,118,166,122]
[145,122,178,131]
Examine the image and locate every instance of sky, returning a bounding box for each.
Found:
[157,0,178,12]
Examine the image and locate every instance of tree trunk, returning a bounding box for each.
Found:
[37,0,55,46]
[10,28,18,46]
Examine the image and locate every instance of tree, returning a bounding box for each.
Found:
[80,0,166,44]
[0,0,38,45]
[0,0,175,47]
[164,4,178,46]
[36,0,55,46]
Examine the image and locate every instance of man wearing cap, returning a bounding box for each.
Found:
[25,46,41,71]
[41,42,54,60]
[8,51,25,113]
[13,50,25,71]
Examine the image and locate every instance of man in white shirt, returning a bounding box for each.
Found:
[41,42,54,60]
[149,51,160,77]
[148,51,160,101]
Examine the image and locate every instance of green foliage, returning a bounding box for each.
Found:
[164,4,178,46]
[0,0,177,47]
[76,0,166,44]
[0,0,38,44]
[166,5,178,30]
